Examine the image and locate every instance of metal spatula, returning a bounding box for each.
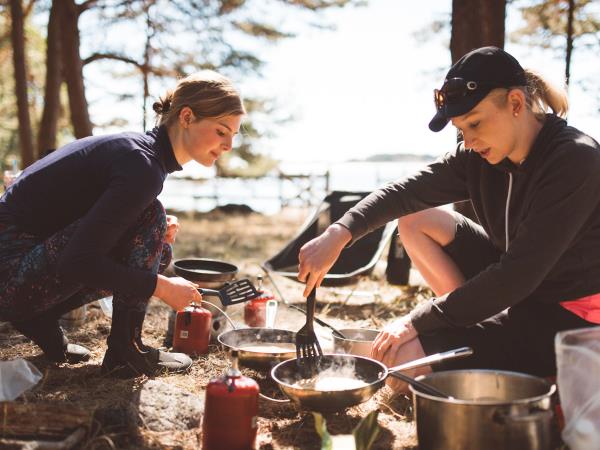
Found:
[198,279,260,306]
[295,287,323,375]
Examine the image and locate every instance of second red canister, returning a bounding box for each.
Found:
[244,276,274,328]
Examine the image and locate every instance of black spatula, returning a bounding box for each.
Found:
[198,279,260,306]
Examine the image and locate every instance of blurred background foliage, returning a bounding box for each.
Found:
[1,0,599,177]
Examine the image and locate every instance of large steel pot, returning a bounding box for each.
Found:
[410,370,557,450]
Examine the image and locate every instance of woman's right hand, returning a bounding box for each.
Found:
[153,275,202,311]
[298,224,352,297]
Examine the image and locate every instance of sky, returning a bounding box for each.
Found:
[85,0,600,165]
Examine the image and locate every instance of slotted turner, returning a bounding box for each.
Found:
[295,287,323,375]
[198,279,260,306]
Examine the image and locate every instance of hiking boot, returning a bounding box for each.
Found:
[101,308,192,378]
[11,317,91,364]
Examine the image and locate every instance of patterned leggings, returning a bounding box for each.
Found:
[0,200,171,323]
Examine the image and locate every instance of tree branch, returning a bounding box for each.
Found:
[23,0,35,17]
[78,0,101,14]
[83,52,143,68]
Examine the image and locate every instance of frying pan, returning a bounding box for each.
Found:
[173,258,238,287]
[270,347,473,412]
[218,328,297,369]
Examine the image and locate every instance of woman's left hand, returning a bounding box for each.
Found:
[371,315,418,365]
[165,215,180,244]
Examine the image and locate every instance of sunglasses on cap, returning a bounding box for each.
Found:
[433,77,497,111]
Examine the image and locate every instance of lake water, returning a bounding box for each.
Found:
[159,159,434,215]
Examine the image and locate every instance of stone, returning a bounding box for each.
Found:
[132,380,204,432]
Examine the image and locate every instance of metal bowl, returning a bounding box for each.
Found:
[332,328,380,357]
[271,354,387,412]
[218,328,297,369]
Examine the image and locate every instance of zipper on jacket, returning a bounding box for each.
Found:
[505,173,513,252]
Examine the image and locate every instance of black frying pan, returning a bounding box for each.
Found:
[173,258,238,284]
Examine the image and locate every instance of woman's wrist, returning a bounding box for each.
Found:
[327,224,352,248]
[406,318,418,340]
[153,274,168,299]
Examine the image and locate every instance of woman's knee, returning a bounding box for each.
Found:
[398,208,458,247]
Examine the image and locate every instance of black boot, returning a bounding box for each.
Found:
[11,317,90,364]
[101,308,192,378]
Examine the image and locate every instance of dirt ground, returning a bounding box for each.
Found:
[0,207,435,449]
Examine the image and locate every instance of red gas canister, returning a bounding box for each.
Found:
[244,276,274,328]
[173,302,211,356]
[202,350,259,450]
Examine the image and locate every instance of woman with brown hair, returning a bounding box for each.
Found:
[0,70,244,377]
[298,47,600,391]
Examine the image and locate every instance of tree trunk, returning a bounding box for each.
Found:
[60,0,93,138]
[450,0,506,221]
[38,0,63,157]
[142,6,153,131]
[450,0,506,61]
[9,0,35,168]
[565,0,575,88]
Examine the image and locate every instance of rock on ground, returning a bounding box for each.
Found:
[132,380,205,432]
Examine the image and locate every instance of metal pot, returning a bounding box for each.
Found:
[410,370,557,450]
[332,328,380,357]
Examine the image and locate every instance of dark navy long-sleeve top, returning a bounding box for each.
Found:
[0,126,182,298]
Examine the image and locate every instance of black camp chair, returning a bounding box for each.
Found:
[263,191,411,286]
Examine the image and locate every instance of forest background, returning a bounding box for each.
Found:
[2,0,600,182]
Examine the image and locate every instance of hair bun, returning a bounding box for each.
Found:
[152,97,172,115]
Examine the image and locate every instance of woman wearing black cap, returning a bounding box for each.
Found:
[297,46,600,391]
[0,70,244,377]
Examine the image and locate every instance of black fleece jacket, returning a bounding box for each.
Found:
[337,115,600,335]
[0,126,181,299]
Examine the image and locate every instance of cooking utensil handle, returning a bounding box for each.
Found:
[388,371,450,398]
[266,300,278,329]
[198,288,220,297]
[306,287,316,323]
[388,347,473,373]
[493,408,553,425]
[288,304,346,339]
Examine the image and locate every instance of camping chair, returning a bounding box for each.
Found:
[263,191,411,286]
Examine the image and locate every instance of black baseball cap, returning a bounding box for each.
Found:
[429,46,527,132]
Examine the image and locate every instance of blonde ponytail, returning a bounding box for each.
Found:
[524,69,569,119]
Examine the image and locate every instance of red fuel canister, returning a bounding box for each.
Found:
[202,350,260,450]
[173,302,211,356]
[244,276,274,328]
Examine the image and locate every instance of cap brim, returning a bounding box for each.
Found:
[429,111,449,132]
[428,88,492,132]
